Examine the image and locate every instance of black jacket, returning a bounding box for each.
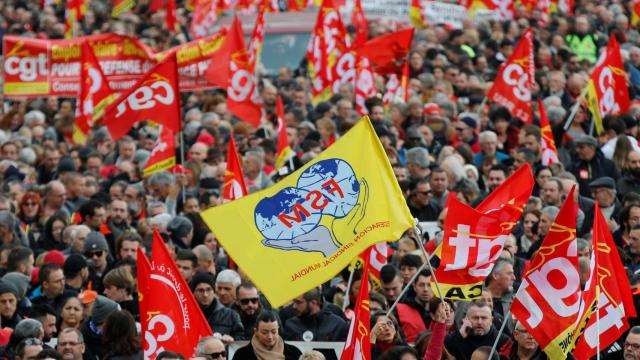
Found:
[201,299,245,340]
[283,310,349,342]
[569,151,621,198]
[231,340,302,360]
[445,326,510,360]
[617,171,640,198]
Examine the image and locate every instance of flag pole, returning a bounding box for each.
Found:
[563,86,588,131]
[414,222,445,302]
[596,286,601,360]
[475,96,487,115]
[488,309,511,359]
[179,129,186,205]
[342,266,356,311]
[385,261,427,318]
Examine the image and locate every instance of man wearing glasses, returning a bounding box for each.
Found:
[195,336,226,359]
[624,326,640,360]
[57,328,85,360]
[232,282,264,339]
[84,232,111,294]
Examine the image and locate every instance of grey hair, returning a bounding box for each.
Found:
[14,319,43,339]
[192,244,213,262]
[71,225,90,240]
[19,148,36,165]
[0,211,17,229]
[479,131,497,144]
[245,149,266,167]
[60,328,84,343]
[148,171,174,187]
[149,213,173,230]
[546,106,567,125]
[490,258,513,279]
[541,206,561,222]
[196,336,220,355]
[216,269,241,287]
[441,155,466,184]
[577,238,591,252]
[406,147,430,169]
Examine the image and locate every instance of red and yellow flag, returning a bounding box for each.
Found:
[111,0,135,17]
[223,136,249,202]
[511,187,580,359]
[340,247,372,360]
[275,96,293,171]
[74,41,119,145]
[571,202,637,358]
[486,28,535,123]
[64,0,87,38]
[539,100,559,166]
[585,34,630,134]
[205,16,262,126]
[138,231,213,358]
[103,54,181,141]
[143,126,176,177]
[248,7,265,73]
[306,0,348,104]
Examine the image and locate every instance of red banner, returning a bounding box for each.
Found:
[143,126,177,177]
[511,187,580,359]
[103,55,181,140]
[486,28,535,123]
[539,100,559,166]
[248,8,265,72]
[223,135,248,202]
[572,203,637,358]
[352,28,413,75]
[139,230,213,358]
[434,164,533,300]
[341,248,371,360]
[3,34,155,98]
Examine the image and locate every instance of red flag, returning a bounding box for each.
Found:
[204,16,262,126]
[143,126,176,177]
[539,100,559,166]
[149,0,162,12]
[140,230,213,358]
[382,62,408,108]
[486,28,535,124]
[275,96,293,171]
[306,0,348,103]
[64,0,86,38]
[354,55,376,116]
[103,54,181,141]
[341,248,372,360]
[351,0,367,47]
[136,248,151,342]
[572,202,637,358]
[585,34,630,134]
[248,7,265,72]
[352,28,414,75]
[633,0,640,27]
[190,0,221,38]
[288,0,308,11]
[433,164,534,300]
[409,0,425,28]
[73,41,118,145]
[223,136,248,202]
[511,187,580,359]
[166,0,177,33]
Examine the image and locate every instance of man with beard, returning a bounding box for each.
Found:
[190,272,244,342]
[283,288,348,342]
[108,199,131,241]
[445,300,509,360]
[30,304,57,343]
[233,282,263,339]
[618,151,640,196]
[626,225,640,274]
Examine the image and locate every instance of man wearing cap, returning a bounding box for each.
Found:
[167,216,194,250]
[570,135,620,197]
[0,280,22,329]
[80,295,119,360]
[453,113,481,153]
[84,232,111,294]
[190,272,244,342]
[589,177,622,225]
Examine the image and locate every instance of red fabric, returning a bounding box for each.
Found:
[423,321,447,360]
[222,136,248,202]
[340,248,372,360]
[396,303,426,343]
[0,328,12,347]
[352,28,414,75]
[44,250,65,266]
[351,0,367,47]
[138,232,213,358]
[103,55,182,141]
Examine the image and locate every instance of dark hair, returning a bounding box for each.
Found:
[175,250,198,268]
[473,346,499,360]
[236,281,257,297]
[256,310,279,328]
[29,304,56,321]
[380,264,400,284]
[156,351,185,360]
[102,310,141,357]
[35,349,63,360]
[7,246,33,273]
[78,200,104,221]
[400,254,423,269]
[369,292,388,311]
[41,212,69,250]
[370,311,401,344]
[115,231,142,260]
[428,297,454,315]
[39,263,62,284]
[378,346,419,360]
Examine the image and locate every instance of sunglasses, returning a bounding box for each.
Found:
[85,250,104,258]
[239,298,259,305]
[206,351,226,359]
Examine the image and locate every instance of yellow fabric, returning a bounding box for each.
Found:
[585,79,603,134]
[143,156,176,177]
[201,117,414,307]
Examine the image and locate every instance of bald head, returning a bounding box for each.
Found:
[190,142,208,162]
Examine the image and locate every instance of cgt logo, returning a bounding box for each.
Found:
[502,58,531,102]
[4,41,48,82]
[597,66,624,116]
[116,73,175,117]
[254,159,368,256]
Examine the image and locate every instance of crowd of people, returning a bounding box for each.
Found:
[1,0,640,359]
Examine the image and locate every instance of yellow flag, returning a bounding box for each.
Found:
[585,79,603,134]
[200,117,413,307]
